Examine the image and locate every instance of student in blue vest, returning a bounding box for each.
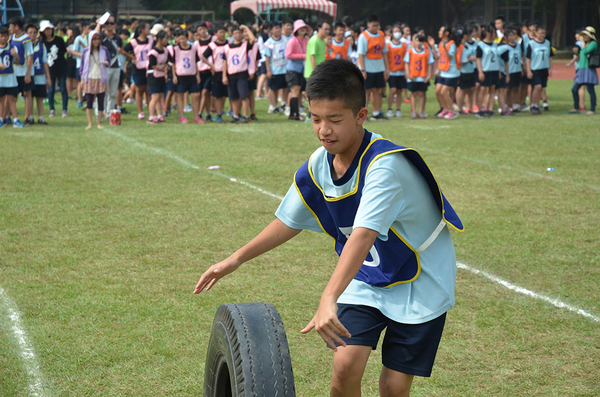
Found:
[526,25,553,115]
[8,17,34,125]
[475,23,500,118]
[0,26,24,127]
[26,23,51,125]
[195,59,464,396]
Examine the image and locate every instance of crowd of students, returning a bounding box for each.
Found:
[0,14,597,129]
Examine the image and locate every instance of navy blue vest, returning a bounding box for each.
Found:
[10,33,29,66]
[294,134,464,288]
[0,44,15,75]
[32,43,44,76]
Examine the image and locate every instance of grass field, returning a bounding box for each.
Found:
[1,78,599,396]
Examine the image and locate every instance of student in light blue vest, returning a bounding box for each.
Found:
[456,24,479,113]
[498,25,522,115]
[195,59,464,396]
[476,22,500,118]
[0,25,24,127]
[526,25,553,115]
[520,20,537,110]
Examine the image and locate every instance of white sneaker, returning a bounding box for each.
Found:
[453,103,460,112]
[284,107,291,117]
[386,109,393,118]
[267,105,275,114]
[138,112,145,120]
[126,98,135,104]
[395,109,402,118]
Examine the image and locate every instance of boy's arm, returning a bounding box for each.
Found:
[194,218,301,293]
[301,227,378,351]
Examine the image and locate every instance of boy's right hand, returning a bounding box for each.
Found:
[194,257,241,294]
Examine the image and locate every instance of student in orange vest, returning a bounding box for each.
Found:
[330,22,350,60]
[386,25,408,118]
[404,34,434,119]
[435,25,461,120]
[357,15,390,120]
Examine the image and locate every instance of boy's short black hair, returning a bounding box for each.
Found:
[173,28,186,37]
[368,15,379,23]
[334,22,345,31]
[118,28,129,36]
[156,30,168,41]
[306,59,365,115]
[0,26,9,35]
[25,23,38,32]
[8,17,23,28]
[270,20,282,28]
[495,15,506,23]
[535,25,546,31]
[282,17,293,26]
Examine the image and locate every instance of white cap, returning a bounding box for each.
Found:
[39,20,55,32]
[150,24,164,36]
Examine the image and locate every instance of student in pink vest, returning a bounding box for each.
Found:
[201,25,228,123]
[146,30,169,124]
[195,22,213,123]
[172,28,201,124]
[244,26,260,121]
[123,22,153,120]
[222,25,256,124]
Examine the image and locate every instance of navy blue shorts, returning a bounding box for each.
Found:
[212,72,228,98]
[248,76,257,91]
[0,86,19,97]
[459,72,476,89]
[407,81,429,92]
[438,76,459,88]
[480,71,499,87]
[256,62,267,76]
[17,76,35,93]
[227,77,249,100]
[336,304,447,377]
[388,75,407,90]
[365,71,386,89]
[508,72,522,88]
[32,84,47,98]
[532,70,549,88]
[268,74,287,90]
[148,76,166,95]
[175,75,200,93]
[497,74,507,89]
[199,71,212,91]
[286,71,304,88]
[132,73,147,87]
[119,70,125,88]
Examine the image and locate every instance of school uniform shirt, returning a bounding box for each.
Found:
[171,43,200,77]
[357,30,388,73]
[11,33,34,77]
[0,44,19,88]
[460,40,478,74]
[403,46,434,82]
[387,41,407,76]
[276,131,459,324]
[31,42,48,85]
[101,32,123,69]
[43,36,67,77]
[263,36,289,75]
[476,41,500,72]
[73,35,87,68]
[526,39,553,71]
[498,43,522,75]
[438,41,460,79]
[222,41,253,80]
[147,47,169,79]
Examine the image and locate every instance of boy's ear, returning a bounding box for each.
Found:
[356,107,369,125]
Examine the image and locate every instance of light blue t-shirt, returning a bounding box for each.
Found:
[357,30,388,73]
[11,33,33,77]
[263,36,289,75]
[403,47,434,82]
[275,132,457,324]
[439,41,460,79]
[73,35,87,69]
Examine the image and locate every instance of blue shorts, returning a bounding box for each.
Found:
[148,76,166,95]
[132,73,147,87]
[497,74,507,89]
[532,69,549,88]
[248,76,257,92]
[388,75,407,90]
[16,76,35,93]
[459,72,476,89]
[508,72,522,88]
[33,84,47,98]
[199,71,212,91]
[175,75,200,93]
[268,74,287,90]
[336,304,447,377]
[0,86,19,97]
[480,71,499,88]
[407,81,429,92]
[212,72,228,98]
[438,76,459,88]
[227,77,249,100]
[365,71,386,89]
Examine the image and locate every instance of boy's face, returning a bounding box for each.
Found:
[403,27,411,37]
[216,29,226,41]
[271,25,281,38]
[507,31,517,43]
[282,23,293,36]
[368,21,380,34]
[27,27,38,42]
[335,26,344,39]
[120,32,129,41]
[232,29,242,42]
[177,34,187,46]
[197,26,207,37]
[495,19,504,31]
[536,28,546,40]
[0,33,8,46]
[309,99,368,157]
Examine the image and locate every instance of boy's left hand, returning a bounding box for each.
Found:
[301,296,351,352]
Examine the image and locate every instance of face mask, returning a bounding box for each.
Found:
[393,32,402,40]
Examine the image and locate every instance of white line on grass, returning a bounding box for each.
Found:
[0,286,49,396]
[102,128,600,323]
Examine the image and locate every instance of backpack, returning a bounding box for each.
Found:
[589,49,600,69]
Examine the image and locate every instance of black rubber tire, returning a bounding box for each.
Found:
[204,302,296,397]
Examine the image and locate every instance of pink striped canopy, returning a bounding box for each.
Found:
[230,0,337,18]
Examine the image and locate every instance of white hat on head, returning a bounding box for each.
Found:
[150,24,164,36]
[39,20,55,32]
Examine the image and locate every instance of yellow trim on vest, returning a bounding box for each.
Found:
[382,226,422,287]
[293,170,336,242]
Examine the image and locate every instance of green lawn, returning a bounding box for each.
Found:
[1,79,599,396]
